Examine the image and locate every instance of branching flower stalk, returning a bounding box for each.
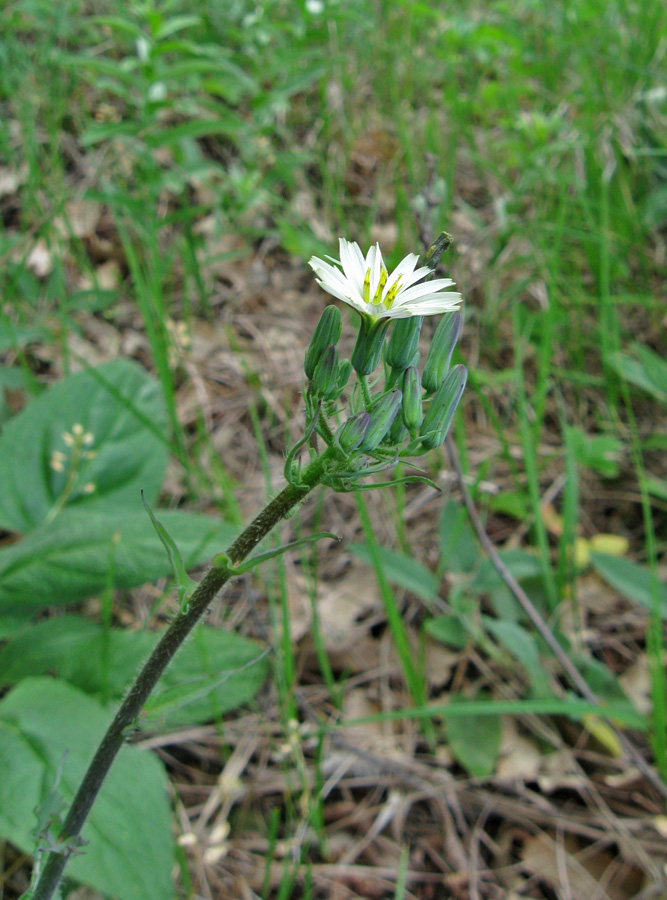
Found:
[30,234,466,900]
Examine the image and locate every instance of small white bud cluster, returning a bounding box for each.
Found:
[49,423,98,496]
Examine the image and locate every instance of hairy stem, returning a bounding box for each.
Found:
[31,454,329,900]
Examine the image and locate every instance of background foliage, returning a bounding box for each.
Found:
[0,0,665,898]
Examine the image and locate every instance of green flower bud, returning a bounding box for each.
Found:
[333,359,353,398]
[386,316,423,372]
[312,345,339,399]
[387,412,408,445]
[421,311,462,394]
[420,365,467,450]
[351,316,391,376]
[358,389,402,452]
[305,305,342,379]
[337,411,371,452]
[401,366,423,432]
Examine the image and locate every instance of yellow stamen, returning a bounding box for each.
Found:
[371,264,388,304]
[363,267,371,304]
[384,275,403,310]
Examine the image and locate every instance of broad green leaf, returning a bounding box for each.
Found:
[444,696,502,777]
[0,508,236,613]
[0,366,32,425]
[0,360,169,533]
[0,612,34,639]
[471,550,548,621]
[471,550,543,590]
[484,617,552,697]
[609,346,667,403]
[424,615,469,650]
[143,626,269,727]
[0,678,173,900]
[566,426,621,478]
[438,501,478,573]
[590,552,667,616]
[349,543,438,601]
[0,616,268,728]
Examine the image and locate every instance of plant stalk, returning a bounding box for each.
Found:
[31,454,328,900]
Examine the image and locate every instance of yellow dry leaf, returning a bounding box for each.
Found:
[574,537,591,568]
[589,533,629,557]
[581,714,623,757]
[541,502,563,536]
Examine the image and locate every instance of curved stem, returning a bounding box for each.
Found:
[32,454,330,900]
[358,375,373,408]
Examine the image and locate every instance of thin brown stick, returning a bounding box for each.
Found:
[445,436,667,801]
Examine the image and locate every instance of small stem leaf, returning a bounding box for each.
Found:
[141,491,198,611]
[224,532,340,575]
[284,402,321,485]
[350,475,442,493]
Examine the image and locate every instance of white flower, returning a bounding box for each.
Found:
[309,238,461,320]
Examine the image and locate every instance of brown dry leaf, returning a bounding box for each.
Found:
[60,198,102,239]
[541,502,564,536]
[284,564,380,649]
[496,717,542,781]
[537,748,583,793]
[323,688,406,777]
[619,653,651,716]
[423,635,458,690]
[0,164,26,196]
[78,259,122,291]
[289,189,333,243]
[346,127,399,197]
[26,239,53,277]
[369,221,399,248]
[521,832,642,900]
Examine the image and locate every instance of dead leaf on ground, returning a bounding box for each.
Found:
[0,164,27,196]
[323,688,408,777]
[520,831,643,900]
[496,717,543,782]
[26,239,53,277]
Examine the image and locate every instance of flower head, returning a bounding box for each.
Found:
[309,238,461,320]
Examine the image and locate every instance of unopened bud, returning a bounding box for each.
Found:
[358,389,402,452]
[420,365,467,449]
[312,345,339,399]
[333,359,353,398]
[337,411,371,452]
[421,311,462,394]
[401,366,423,432]
[387,413,408,445]
[351,316,391,376]
[305,305,341,379]
[385,316,423,372]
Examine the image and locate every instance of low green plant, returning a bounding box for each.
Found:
[2,234,467,900]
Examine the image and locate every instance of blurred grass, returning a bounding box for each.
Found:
[1,0,666,890]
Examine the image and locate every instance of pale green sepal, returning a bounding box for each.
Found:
[142,491,198,611]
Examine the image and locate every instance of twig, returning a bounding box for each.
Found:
[445,436,667,801]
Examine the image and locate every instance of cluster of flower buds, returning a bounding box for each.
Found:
[304,305,353,403]
[298,236,467,489]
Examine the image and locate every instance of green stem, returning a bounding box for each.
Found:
[31,454,330,900]
[359,375,373,408]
